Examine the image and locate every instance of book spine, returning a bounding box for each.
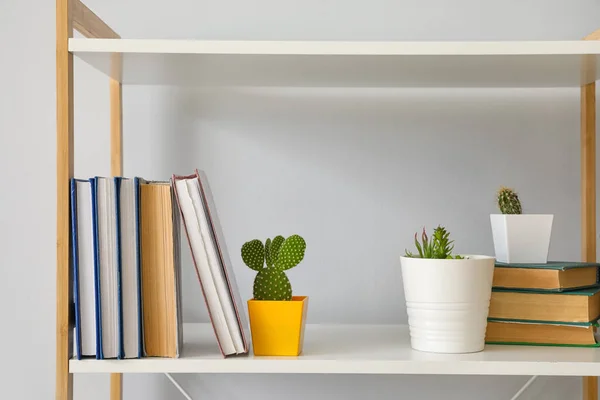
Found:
[90,178,104,360]
[114,177,124,360]
[134,177,144,358]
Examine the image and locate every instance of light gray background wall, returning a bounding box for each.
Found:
[2,0,600,399]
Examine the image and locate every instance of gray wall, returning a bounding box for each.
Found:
[1,0,600,398]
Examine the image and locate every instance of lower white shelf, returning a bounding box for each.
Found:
[69,323,600,376]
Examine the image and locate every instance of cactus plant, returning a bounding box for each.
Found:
[404,225,464,259]
[497,186,522,214]
[241,235,306,301]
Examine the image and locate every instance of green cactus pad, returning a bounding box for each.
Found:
[253,268,292,301]
[275,234,306,271]
[265,238,273,267]
[241,239,264,271]
[270,236,285,265]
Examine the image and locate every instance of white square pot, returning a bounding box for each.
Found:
[400,255,495,354]
[490,214,553,264]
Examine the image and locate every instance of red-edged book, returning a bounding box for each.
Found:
[172,170,249,357]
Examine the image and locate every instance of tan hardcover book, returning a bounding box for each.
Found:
[492,261,599,291]
[139,180,182,358]
[488,287,600,323]
[486,320,599,346]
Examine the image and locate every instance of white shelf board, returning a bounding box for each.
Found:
[70,323,600,375]
[69,39,600,88]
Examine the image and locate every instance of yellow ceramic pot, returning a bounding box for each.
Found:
[247,296,308,356]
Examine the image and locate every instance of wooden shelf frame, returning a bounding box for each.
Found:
[56,1,122,400]
[581,27,599,400]
[56,0,600,399]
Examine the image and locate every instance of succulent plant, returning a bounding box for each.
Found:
[241,235,306,301]
[497,186,522,214]
[404,225,464,259]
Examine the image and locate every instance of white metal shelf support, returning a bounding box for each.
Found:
[509,376,538,400]
[165,374,194,400]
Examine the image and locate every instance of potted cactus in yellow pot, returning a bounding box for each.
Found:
[242,234,308,356]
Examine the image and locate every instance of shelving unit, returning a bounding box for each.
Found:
[56,1,600,400]
[70,324,600,376]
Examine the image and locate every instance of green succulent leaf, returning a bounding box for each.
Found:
[241,239,264,271]
[275,235,306,271]
[404,225,461,259]
[414,233,424,258]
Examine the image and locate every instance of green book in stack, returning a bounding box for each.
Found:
[486,261,600,347]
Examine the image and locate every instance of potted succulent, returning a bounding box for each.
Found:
[490,187,553,263]
[400,226,495,354]
[241,234,308,356]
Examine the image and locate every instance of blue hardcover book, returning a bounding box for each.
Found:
[134,177,143,358]
[115,177,143,358]
[71,178,98,359]
[70,179,82,360]
[90,177,103,359]
[114,178,124,359]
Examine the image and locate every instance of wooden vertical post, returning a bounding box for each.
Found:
[110,79,123,176]
[581,81,596,264]
[582,80,597,400]
[56,0,74,399]
[110,76,123,399]
[69,0,123,400]
[110,373,123,400]
[582,29,599,400]
[585,376,599,400]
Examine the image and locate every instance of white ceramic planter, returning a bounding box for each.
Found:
[400,255,495,354]
[490,214,553,264]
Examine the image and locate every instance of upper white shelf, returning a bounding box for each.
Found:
[69,39,600,88]
[70,323,600,375]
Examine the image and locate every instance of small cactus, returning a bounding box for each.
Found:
[241,235,306,301]
[497,186,522,214]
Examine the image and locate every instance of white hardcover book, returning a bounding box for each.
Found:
[94,177,119,359]
[73,179,97,357]
[174,179,237,355]
[116,178,142,358]
[186,178,245,353]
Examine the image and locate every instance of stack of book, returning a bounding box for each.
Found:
[485,261,600,347]
[71,170,249,359]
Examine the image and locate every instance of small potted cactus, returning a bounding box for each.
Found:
[490,187,553,263]
[400,226,495,354]
[242,234,308,356]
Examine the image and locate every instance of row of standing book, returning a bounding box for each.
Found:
[485,260,600,347]
[71,169,249,359]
